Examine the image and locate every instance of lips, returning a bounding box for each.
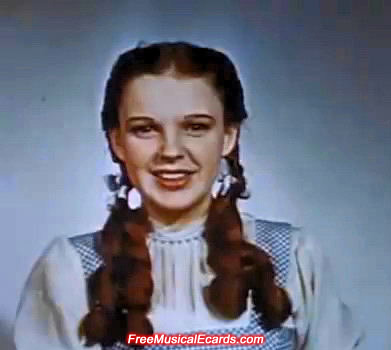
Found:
[151,169,195,190]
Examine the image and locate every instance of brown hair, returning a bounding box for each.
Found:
[79,41,291,347]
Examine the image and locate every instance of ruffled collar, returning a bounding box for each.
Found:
[148,212,255,243]
[149,215,207,242]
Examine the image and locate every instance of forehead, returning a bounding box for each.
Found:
[120,74,223,120]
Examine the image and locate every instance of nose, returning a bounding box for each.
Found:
[158,129,185,162]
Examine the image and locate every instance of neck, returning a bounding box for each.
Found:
[144,195,211,229]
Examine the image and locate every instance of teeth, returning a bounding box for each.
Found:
[157,173,188,180]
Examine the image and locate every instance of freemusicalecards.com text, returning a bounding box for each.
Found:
[127,333,265,346]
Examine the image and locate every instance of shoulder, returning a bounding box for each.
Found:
[15,236,95,350]
[240,211,320,255]
[68,231,102,254]
[38,235,83,273]
[239,212,328,288]
[67,231,103,278]
[240,211,294,248]
[29,232,103,283]
[17,235,91,306]
[240,212,295,286]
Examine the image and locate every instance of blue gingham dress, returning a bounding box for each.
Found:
[69,219,296,350]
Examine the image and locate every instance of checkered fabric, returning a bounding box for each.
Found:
[69,219,295,350]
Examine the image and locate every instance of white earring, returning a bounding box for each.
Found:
[127,187,142,210]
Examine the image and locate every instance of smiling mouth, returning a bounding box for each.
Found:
[152,170,195,190]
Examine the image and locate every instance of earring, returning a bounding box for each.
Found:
[211,158,237,198]
[127,187,142,210]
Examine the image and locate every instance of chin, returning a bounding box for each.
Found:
[148,191,209,214]
[155,198,198,212]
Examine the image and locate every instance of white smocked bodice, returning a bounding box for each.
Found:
[147,216,253,333]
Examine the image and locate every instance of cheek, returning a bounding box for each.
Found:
[121,139,156,175]
[190,138,223,175]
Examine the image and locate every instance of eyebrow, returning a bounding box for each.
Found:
[184,114,215,121]
[125,114,216,123]
[125,116,154,123]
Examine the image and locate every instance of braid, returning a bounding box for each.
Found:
[79,191,154,347]
[226,141,249,199]
[203,148,292,330]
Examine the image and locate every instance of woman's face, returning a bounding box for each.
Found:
[110,74,238,223]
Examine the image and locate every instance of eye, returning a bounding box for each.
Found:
[128,124,158,138]
[185,123,210,136]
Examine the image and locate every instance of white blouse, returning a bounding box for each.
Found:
[13,213,363,350]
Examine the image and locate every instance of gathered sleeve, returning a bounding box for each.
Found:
[286,230,364,349]
[13,236,99,350]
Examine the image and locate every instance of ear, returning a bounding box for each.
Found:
[222,125,239,157]
[108,129,126,162]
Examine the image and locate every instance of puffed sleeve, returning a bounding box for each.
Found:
[286,230,364,349]
[13,236,99,350]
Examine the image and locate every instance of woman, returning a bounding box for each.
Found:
[14,41,362,350]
